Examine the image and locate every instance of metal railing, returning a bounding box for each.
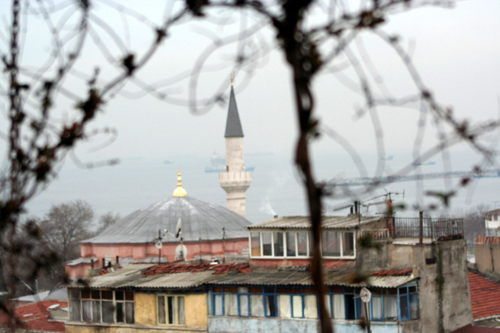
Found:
[394,217,463,240]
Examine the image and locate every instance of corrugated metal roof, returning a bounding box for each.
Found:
[81,196,251,244]
[211,270,416,288]
[224,85,244,138]
[248,215,380,230]
[68,264,227,289]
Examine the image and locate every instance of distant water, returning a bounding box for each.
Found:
[25,151,500,224]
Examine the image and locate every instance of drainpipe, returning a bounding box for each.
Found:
[419,211,423,245]
[490,240,495,273]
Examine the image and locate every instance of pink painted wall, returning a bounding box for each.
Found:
[68,238,249,278]
[65,263,92,279]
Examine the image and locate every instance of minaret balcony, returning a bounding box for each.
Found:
[219,171,252,189]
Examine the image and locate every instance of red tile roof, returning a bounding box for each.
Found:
[0,300,67,332]
[452,324,500,333]
[370,269,413,276]
[469,270,500,320]
[476,237,500,244]
[142,263,252,277]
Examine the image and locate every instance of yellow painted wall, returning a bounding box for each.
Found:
[185,294,208,328]
[66,292,208,332]
[135,292,156,326]
[66,325,206,333]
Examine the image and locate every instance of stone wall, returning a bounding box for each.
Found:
[359,238,473,333]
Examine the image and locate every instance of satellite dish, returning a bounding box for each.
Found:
[360,287,371,303]
[175,218,182,238]
[175,244,187,260]
[155,240,162,249]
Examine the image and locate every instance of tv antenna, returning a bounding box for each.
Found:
[153,229,168,264]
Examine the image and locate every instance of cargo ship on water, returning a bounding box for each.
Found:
[205,151,254,173]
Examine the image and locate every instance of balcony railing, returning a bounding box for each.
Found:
[394,217,463,240]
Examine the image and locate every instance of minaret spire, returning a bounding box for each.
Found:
[219,78,252,217]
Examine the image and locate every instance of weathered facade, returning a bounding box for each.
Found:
[66,264,218,332]
[65,214,472,333]
[473,236,500,281]
[202,215,472,333]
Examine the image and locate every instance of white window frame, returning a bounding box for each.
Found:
[68,289,134,324]
[248,229,356,259]
[157,294,186,326]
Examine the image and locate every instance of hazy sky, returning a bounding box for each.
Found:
[1,1,499,160]
[1,0,500,219]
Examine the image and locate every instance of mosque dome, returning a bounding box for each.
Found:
[82,170,251,244]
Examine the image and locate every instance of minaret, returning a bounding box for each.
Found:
[219,78,252,217]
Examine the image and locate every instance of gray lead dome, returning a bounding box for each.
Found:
[82,196,251,244]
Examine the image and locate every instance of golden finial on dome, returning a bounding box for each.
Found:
[173,168,187,197]
[231,73,234,86]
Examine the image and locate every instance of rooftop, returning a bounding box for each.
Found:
[69,264,416,290]
[68,264,252,289]
[485,209,500,215]
[211,268,416,288]
[249,215,380,230]
[82,196,251,244]
[0,300,67,332]
[468,270,500,320]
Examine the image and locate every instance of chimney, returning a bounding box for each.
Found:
[102,258,105,269]
[90,259,94,269]
[116,256,119,264]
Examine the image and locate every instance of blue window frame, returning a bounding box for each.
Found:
[212,287,253,317]
[211,286,319,319]
[276,287,318,319]
[263,287,277,317]
[212,284,418,322]
[324,285,419,322]
[398,285,418,321]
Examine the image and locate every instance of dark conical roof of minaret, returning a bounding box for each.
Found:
[224,81,244,138]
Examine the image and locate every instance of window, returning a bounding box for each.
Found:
[262,232,272,256]
[251,232,261,257]
[286,232,296,257]
[68,289,134,324]
[249,230,355,259]
[398,285,418,321]
[273,232,284,257]
[157,295,185,325]
[211,286,316,319]
[211,285,418,322]
[324,286,418,321]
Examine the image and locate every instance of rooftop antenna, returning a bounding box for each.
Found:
[361,190,405,215]
[175,218,184,260]
[154,228,168,264]
[222,227,226,263]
